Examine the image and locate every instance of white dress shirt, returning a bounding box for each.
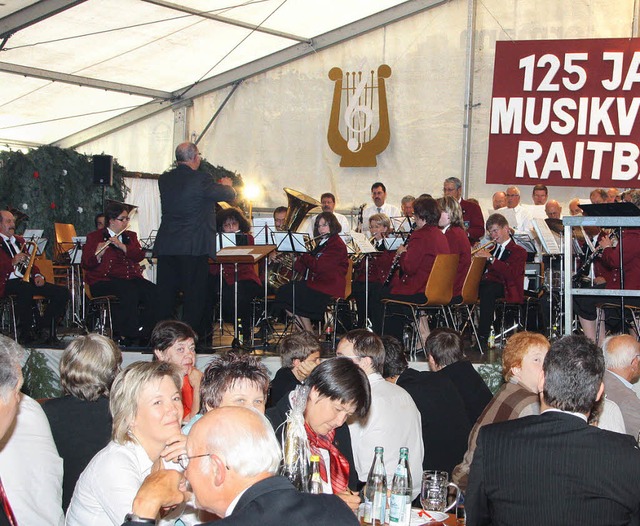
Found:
[66,440,191,526]
[0,395,64,526]
[362,203,401,234]
[348,373,424,499]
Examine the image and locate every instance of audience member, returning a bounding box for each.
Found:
[337,330,423,499]
[0,338,25,526]
[122,407,360,526]
[452,332,548,490]
[267,331,321,407]
[42,334,122,511]
[0,336,64,526]
[267,358,369,510]
[382,335,470,475]
[602,334,640,438]
[425,329,492,425]
[184,352,270,434]
[67,361,187,526]
[466,335,640,526]
[151,320,202,422]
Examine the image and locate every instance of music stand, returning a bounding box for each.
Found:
[68,236,86,327]
[580,202,640,217]
[350,232,380,327]
[253,218,275,246]
[271,230,310,323]
[214,244,276,348]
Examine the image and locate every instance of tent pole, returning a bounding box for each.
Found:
[461,0,477,198]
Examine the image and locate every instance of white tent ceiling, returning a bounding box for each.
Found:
[0,0,441,149]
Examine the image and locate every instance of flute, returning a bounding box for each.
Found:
[94,226,130,257]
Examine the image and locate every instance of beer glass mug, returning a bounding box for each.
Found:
[420,470,461,513]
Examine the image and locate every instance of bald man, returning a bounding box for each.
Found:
[568,198,583,216]
[602,334,640,438]
[492,192,507,210]
[544,200,562,220]
[123,407,358,526]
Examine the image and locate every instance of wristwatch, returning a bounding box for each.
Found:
[124,514,156,525]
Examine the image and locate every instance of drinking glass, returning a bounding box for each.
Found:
[420,470,461,513]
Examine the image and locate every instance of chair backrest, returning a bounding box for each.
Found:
[35,258,55,284]
[342,259,354,299]
[460,256,487,305]
[424,253,459,306]
[54,223,77,261]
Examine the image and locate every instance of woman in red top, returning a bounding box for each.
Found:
[380,196,450,342]
[352,213,395,334]
[274,212,348,332]
[438,196,471,304]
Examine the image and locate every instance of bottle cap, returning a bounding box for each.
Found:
[310,455,320,462]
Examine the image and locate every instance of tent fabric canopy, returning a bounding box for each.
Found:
[0,0,420,147]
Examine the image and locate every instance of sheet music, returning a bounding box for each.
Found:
[532,218,561,255]
[384,235,404,251]
[270,231,309,253]
[252,218,275,245]
[350,232,378,254]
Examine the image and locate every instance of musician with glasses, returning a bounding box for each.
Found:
[474,213,527,351]
[0,210,69,345]
[273,212,348,332]
[351,213,395,333]
[82,202,158,347]
[378,196,451,342]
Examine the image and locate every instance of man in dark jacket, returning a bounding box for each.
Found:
[154,142,235,341]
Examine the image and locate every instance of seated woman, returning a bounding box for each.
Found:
[437,196,471,304]
[209,207,263,344]
[351,213,395,334]
[66,361,187,526]
[274,212,348,332]
[183,352,270,434]
[267,330,321,408]
[82,202,158,346]
[42,334,122,512]
[379,196,451,342]
[266,358,370,512]
[151,320,202,423]
[452,331,549,491]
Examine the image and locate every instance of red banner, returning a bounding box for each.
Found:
[486,38,640,188]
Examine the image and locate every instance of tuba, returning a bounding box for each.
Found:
[268,188,321,291]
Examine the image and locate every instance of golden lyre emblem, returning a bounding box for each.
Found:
[327,65,392,167]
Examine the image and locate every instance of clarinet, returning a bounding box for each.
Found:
[382,226,415,287]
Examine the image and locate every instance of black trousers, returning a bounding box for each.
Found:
[156,255,210,339]
[91,278,158,339]
[478,280,505,340]
[352,281,384,334]
[380,289,427,342]
[4,279,70,334]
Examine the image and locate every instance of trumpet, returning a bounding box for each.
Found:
[471,241,496,255]
[305,233,329,253]
[95,227,130,257]
[15,241,38,282]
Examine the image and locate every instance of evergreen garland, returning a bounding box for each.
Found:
[0,146,126,257]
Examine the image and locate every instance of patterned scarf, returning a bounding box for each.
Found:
[304,421,350,494]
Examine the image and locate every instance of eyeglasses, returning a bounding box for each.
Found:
[115,216,130,222]
[178,453,229,470]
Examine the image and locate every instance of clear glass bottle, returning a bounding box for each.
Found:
[309,455,323,494]
[488,325,495,349]
[363,446,387,525]
[389,447,412,526]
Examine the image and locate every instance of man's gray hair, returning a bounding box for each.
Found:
[401,195,415,205]
[0,336,23,401]
[206,408,282,477]
[602,334,638,370]
[444,177,462,190]
[175,142,198,163]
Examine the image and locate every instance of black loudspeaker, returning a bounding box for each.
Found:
[93,155,113,186]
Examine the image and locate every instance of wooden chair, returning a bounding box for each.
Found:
[450,256,487,352]
[53,223,77,264]
[382,254,459,357]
